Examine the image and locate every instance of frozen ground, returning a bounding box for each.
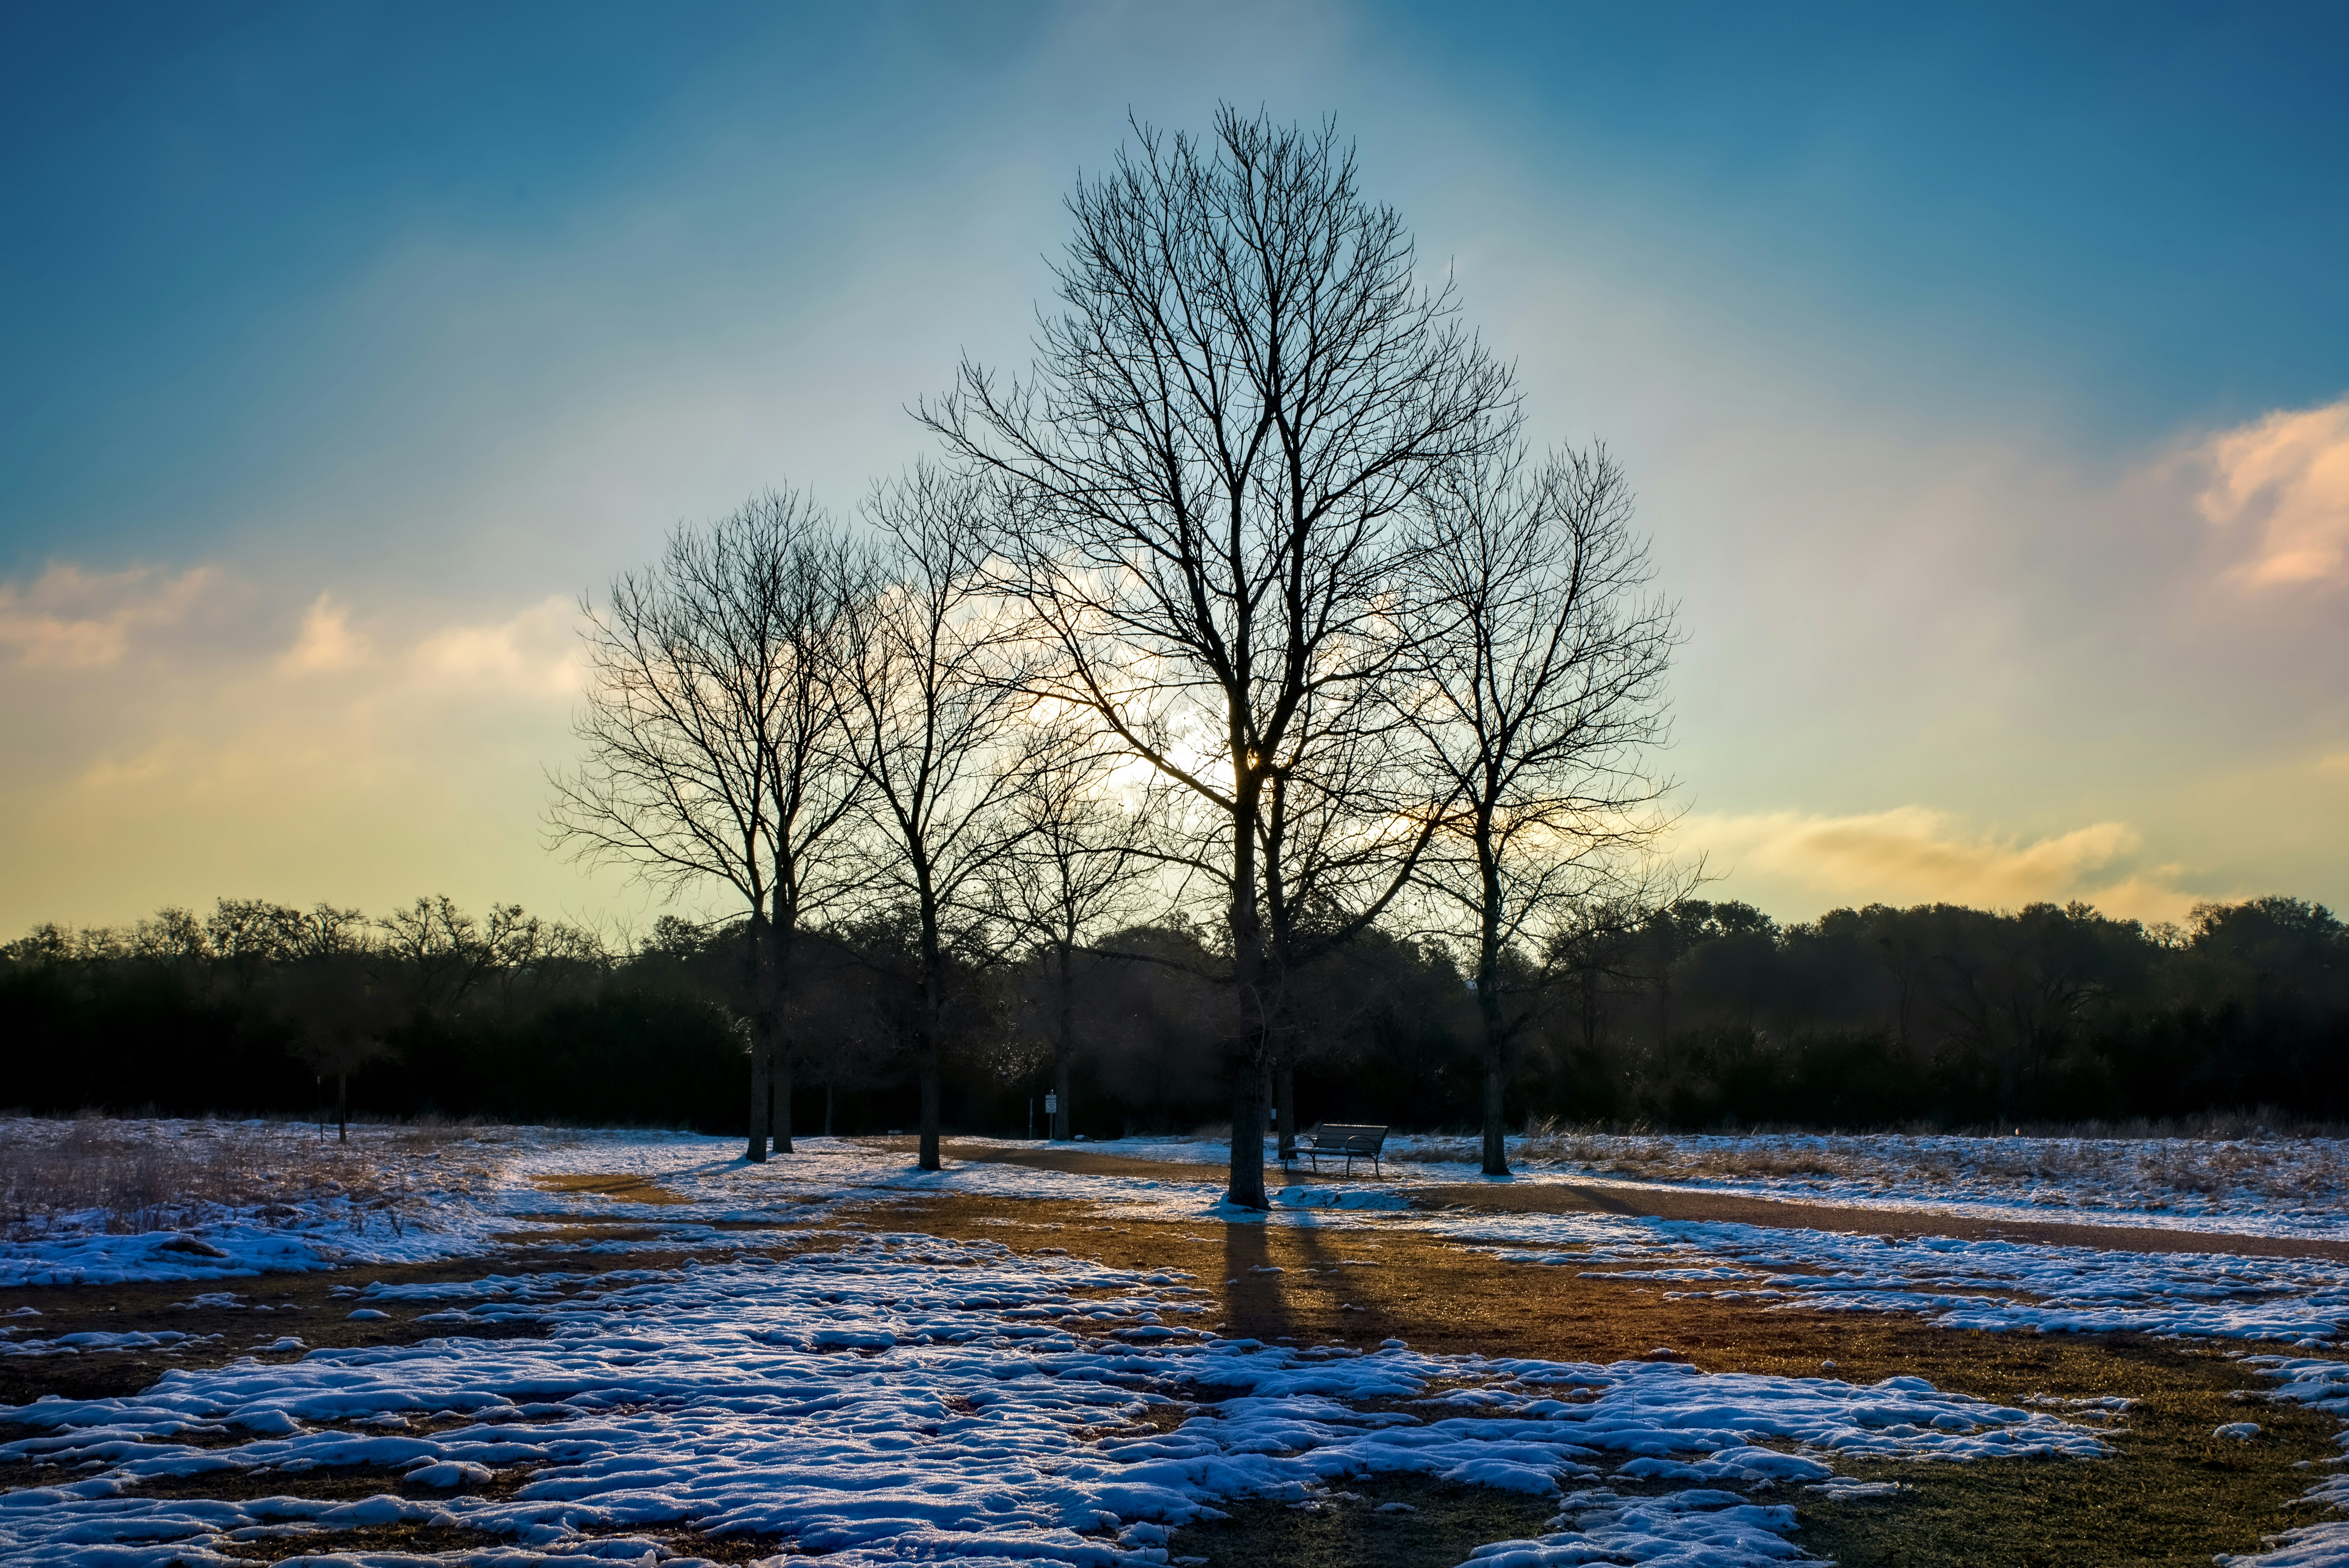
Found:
[1108,1129,2349,1241]
[4,1120,2348,1565]
[0,1226,2105,1567]
[10,1120,2342,1292]
[10,1124,2349,1364]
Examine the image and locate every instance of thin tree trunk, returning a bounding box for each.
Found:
[1477,825,1511,1176]
[1053,942,1074,1141]
[744,911,773,1163]
[915,859,945,1173]
[772,1041,794,1154]
[1275,1061,1295,1164]
[914,968,944,1169]
[824,1080,834,1137]
[745,1043,770,1163]
[1478,990,1510,1176]
[769,922,795,1154]
[336,1072,348,1145]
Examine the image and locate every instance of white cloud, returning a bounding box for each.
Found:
[278,594,376,674]
[0,564,218,669]
[410,597,580,699]
[1684,805,2198,923]
[2198,395,2349,589]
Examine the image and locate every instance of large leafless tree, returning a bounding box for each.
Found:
[925,107,1515,1208]
[548,488,860,1162]
[1403,441,1681,1175]
[837,466,1039,1173]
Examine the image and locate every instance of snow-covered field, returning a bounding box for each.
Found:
[1113,1128,2349,1240]
[3,1119,2347,1566]
[0,1231,2108,1567]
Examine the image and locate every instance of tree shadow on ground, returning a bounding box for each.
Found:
[1170,1473,1555,1568]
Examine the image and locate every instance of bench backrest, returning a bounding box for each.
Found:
[1307,1122,1388,1151]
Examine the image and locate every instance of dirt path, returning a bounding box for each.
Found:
[919,1139,2349,1262]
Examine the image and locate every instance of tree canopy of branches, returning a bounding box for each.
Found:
[926,107,1518,1207]
[837,467,1040,1172]
[548,487,860,1162]
[1000,733,1152,1141]
[1403,440,1681,1174]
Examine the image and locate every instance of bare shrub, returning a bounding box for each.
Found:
[0,1115,513,1240]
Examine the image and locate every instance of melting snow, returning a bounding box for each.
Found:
[0,1232,2105,1567]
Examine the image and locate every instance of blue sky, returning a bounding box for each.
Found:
[4,2,2345,931]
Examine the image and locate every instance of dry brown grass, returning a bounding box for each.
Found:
[860,1193,2343,1568]
[528,1171,695,1205]
[8,1182,2339,1567]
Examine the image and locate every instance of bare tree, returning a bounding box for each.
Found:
[549,487,861,1162]
[925,108,1514,1207]
[203,899,311,997]
[1402,441,1681,1175]
[377,896,501,1015]
[271,952,401,1143]
[1001,731,1153,1140]
[837,466,1039,1172]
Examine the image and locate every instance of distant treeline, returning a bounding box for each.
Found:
[3,891,2344,1134]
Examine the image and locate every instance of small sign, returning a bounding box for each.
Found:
[1044,1094,1058,1113]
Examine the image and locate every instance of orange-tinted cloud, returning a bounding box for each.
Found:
[0,564,218,669]
[1683,806,2198,923]
[2199,395,2349,589]
[0,564,619,932]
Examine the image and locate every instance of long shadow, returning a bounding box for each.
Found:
[1220,1213,1303,1349]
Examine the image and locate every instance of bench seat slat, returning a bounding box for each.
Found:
[1289,1122,1390,1178]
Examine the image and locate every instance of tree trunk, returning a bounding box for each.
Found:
[1477,821,1511,1176]
[1228,1071,1268,1210]
[772,1041,794,1154]
[1052,942,1074,1141]
[1275,1061,1296,1165]
[768,921,795,1153]
[918,1050,943,1172]
[336,1072,348,1145]
[1225,780,1269,1210]
[914,858,946,1174]
[824,1080,834,1137]
[744,1043,770,1163]
[1478,986,1510,1176]
[744,911,774,1164]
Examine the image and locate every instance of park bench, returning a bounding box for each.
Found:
[1288,1122,1389,1178]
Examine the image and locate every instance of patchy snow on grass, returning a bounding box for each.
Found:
[0,1232,2101,1567]
[1424,1209,2349,1349]
[1005,1127,2349,1239]
[1388,1128,2349,1240]
[11,1123,2349,1565]
[0,1118,537,1286]
[2212,1358,2349,1568]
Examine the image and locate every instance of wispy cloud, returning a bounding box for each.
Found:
[1684,806,2198,923]
[2199,394,2349,589]
[0,563,607,929]
[278,594,375,674]
[0,564,218,669]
